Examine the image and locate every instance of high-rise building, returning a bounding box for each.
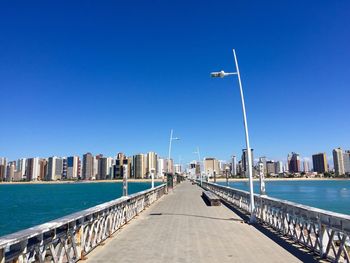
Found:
[287,152,301,173]
[47,157,57,180]
[16,158,26,180]
[333,148,345,176]
[266,161,276,175]
[133,154,146,179]
[97,157,108,180]
[6,162,15,181]
[39,159,47,181]
[67,156,79,179]
[0,158,7,181]
[303,160,310,173]
[82,153,94,180]
[312,153,328,174]
[26,158,40,181]
[231,155,237,176]
[114,153,125,178]
[241,149,254,174]
[174,164,182,174]
[62,158,67,179]
[204,158,220,176]
[157,158,166,178]
[146,152,158,178]
[275,161,283,174]
[343,151,350,174]
[259,156,267,175]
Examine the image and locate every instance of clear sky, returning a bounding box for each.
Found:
[0,0,349,165]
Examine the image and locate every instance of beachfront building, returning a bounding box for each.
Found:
[67,156,80,179]
[287,152,301,173]
[26,158,40,181]
[333,148,345,176]
[312,153,328,174]
[82,153,94,180]
[133,154,146,179]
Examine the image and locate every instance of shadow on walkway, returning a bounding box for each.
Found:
[149,212,245,223]
[221,201,327,263]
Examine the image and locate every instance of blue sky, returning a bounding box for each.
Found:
[0,0,349,164]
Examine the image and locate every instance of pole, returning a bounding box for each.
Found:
[232,49,255,223]
[196,147,202,187]
[168,129,173,173]
[151,169,155,189]
[122,164,128,196]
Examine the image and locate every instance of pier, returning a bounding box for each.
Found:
[1,180,350,262]
[85,181,310,262]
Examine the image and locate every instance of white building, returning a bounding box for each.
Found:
[67,156,79,179]
[231,155,237,176]
[157,158,166,178]
[275,161,283,174]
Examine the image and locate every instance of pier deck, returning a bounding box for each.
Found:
[86,181,316,263]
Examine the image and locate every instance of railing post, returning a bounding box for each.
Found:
[75,223,84,260]
[0,247,4,263]
[319,221,328,258]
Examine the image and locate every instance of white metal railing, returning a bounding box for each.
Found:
[202,181,350,263]
[0,184,166,263]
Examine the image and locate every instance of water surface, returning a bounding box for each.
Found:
[0,182,159,237]
[218,180,350,215]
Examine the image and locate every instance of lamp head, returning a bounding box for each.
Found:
[210,70,226,78]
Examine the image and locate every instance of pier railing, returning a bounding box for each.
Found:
[0,184,166,263]
[202,181,350,263]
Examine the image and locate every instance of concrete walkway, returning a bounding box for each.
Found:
[85,181,316,263]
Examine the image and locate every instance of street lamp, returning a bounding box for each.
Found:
[210,49,256,223]
[193,147,202,186]
[150,168,155,189]
[168,129,180,173]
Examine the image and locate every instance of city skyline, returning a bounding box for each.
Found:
[0,1,349,163]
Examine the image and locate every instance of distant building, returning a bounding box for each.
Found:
[174,164,181,174]
[133,154,146,179]
[0,158,7,181]
[266,161,276,175]
[67,156,79,179]
[231,155,237,176]
[312,153,328,174]
[204,157,220,177]
[333,148,345,176]
[343,151,350,174]
[82,153,94,180]
[97,157,108,180]
[39,159,47,181]
[241,149,254,175]
[26,158,40,181]
[16,158,26,180]
[259,157,267,175]
[6,162,15,181]
[275,161,283,174]
[47,157,57,180]
[157,158,166,178]
[303,160,310,173]
[146,152,158,178]
[114,153,125,178]
[287,152,301,173]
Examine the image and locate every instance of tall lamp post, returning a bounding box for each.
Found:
[168,129,180,174]
[193,147,202,186]
[210,49,256,223]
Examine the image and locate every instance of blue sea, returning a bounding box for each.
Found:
[218,180,350,215]
[0,182,160,237]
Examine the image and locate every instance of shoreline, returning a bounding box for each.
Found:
[1,177,349,185]
[215,177,350,182]
[0,179,165,185]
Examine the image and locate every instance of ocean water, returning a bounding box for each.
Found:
[217,180,350,215]
[0,182,160,237]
